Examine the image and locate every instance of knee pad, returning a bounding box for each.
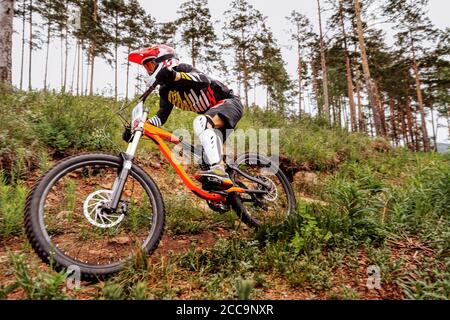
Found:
[193,115,222,165]
[193,115,215,137]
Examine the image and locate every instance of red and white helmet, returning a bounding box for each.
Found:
[128,44,179,75]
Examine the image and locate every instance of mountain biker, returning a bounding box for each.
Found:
[128,44,244,190]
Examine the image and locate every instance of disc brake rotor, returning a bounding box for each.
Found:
[255,176,278,202]
[83,190,125,228]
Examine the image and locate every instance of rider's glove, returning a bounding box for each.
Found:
[148,115,162,128]
[122,125,133,142]
[155,67,177,84]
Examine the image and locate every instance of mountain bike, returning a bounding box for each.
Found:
[24,73,296,279]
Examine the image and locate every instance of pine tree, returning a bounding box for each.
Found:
[102,0,126,99]
[77,0,110,95]
[26,0,42,90]
[223,0,266,108]
[286,11,313,118]
[353,0,385,137]
[177,0,218,68]
[255,24,292,113]
[317,0,330,121]
[308,35,323,116]
[122,0,147,100]
[383,0,438,151]
[329,0,358,131]
[36,0,67,91]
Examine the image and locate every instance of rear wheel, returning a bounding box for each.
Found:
[24,153,165,280]
[228,153,296,228]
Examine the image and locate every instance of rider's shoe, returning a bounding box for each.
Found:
[195,164,233,191]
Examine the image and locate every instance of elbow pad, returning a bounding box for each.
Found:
[148,115,162,127]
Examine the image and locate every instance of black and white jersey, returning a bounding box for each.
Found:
[155,63,234,125]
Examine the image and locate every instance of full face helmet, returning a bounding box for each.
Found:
[128,44,179,75]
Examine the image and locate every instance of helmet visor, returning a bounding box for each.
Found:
[143,59,157,75]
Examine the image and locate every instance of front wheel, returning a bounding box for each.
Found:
[228,152,296,228]
[24,153,165,280]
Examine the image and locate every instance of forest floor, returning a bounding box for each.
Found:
[0,153,440,300]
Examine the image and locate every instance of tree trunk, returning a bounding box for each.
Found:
[60,34,63,89]
[311,61,321,117]
[298,55,303,118]
[412,114,421,152]
[89,0,97,96]
[89,55,95,95]
[27,0,32,90]
[70,38,77,93]
[76,40,80,95]
[253,75,256,106]
[242,45,249,108]
[125,46,130,101]
[44,23,51,91]
[114,42,118,100]
[114,12,118,100]
[85,49,90,96]
[368,106,374,137]
[388,97,398,146]
[447,105,450,141]
[63,27,69,92]
[80,44,84,96]
[429,103,437,151]
[19,3,25,89]
[354,0,384,136]
[405,95,415,151]
[0,0,14,84]
[243,66,249,109]
[411,48,430,152]
[191,39,196,68]
[355,67,366,132]
[399,103,409,147]
[375,85,387,135]
[317,0,330,120]
[338,0,357,132]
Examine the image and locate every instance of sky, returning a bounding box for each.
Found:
[10,0,450,143]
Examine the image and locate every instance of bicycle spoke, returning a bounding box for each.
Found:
[41,163,156,266]
[231,157,291,226]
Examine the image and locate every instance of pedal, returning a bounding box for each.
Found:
[207,201,230,214]
[201,176,232,191]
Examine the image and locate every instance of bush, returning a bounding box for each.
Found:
[34,93,120,151]
[0,90,123,179]
[388,161,450,243]
[6,252,69,300]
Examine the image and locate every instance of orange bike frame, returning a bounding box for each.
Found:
[143,122,245,203]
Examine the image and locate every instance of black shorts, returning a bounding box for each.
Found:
[205,97,244,141]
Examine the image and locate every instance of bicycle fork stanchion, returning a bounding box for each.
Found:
[109,106,149,211]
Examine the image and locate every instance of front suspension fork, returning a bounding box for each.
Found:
[109,110,148,211]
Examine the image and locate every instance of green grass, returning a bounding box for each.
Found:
[2,252,69,300]
[0,177,27,238]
